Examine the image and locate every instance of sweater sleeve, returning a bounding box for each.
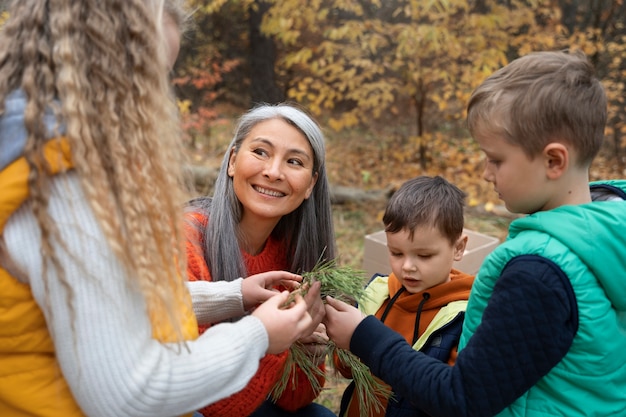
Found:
[3,173,269,417]
[186,279,247,324]
[350,255,577,417]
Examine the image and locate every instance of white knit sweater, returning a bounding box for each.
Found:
[3,172,269,417]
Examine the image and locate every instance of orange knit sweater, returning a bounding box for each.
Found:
[185,211,326,416]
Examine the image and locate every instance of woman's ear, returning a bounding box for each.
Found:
[543,143,568,180]
[304,172,319,200]
[227,147,237,177]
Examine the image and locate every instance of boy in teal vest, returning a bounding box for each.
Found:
[335,176,474,417]
[324,49,626,416]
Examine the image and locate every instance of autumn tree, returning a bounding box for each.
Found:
[260,0,563,168]
[558,0,626,172]
[504,0,626,172]
[177,0,626,173]
[250,0,285,104]
[172,0,247,146]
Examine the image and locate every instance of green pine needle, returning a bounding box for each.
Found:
[302,258,369,304]
[331,342,392,417]
[272,258,388,416]
[269,341,325,402]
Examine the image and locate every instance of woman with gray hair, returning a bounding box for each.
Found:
[186,103,337,417]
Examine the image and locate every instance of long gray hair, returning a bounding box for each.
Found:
[188,103,336,281]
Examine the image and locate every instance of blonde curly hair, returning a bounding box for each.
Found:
[0,0,192,341]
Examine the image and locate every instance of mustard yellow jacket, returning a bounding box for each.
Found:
[0,138,198,416]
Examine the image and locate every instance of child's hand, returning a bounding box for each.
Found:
[323,295,365,350]
[252,291,312,354]
[242,271,302,310]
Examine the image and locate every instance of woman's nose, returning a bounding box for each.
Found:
[263,159,284,180]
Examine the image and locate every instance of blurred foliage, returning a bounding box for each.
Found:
[2,0,623,206]
[177,0,626,178]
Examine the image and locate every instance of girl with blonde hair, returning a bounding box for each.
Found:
[0,1,321,416]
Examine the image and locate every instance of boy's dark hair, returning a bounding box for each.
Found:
[466,49,606,167]
[383,176,466,244]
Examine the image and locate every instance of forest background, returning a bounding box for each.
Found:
[172,2,626,409]
[172,0,626,406]
[174,0,626,264]
[2,0,625,412]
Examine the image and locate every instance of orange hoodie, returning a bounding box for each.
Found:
[336,269,474,417]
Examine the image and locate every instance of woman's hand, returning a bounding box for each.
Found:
[298,323,329,366]
[323,296,365,350]
[241,271,302,311]
[301,280,325,335]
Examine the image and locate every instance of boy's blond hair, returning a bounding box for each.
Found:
[467,49,606,167]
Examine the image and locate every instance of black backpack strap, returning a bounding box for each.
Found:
[338,380,356,417]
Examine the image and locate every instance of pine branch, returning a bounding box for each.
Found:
[330,342,392,416]
[301,259,368,304]
[269,342,325,403]
[273,258,389,416]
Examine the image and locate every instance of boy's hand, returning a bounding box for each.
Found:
[323,296,366,350]
[242,271,302,310]
[253,291,312,354]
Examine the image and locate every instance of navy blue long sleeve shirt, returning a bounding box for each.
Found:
[350,255,578,417]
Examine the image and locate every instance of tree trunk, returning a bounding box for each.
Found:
[249,0,284,105]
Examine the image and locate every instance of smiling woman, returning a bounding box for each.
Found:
[184,103,337,417]
[227,118,319,254]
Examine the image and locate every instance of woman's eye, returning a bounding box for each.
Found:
[252,148,268,157]
[288,158,304,166]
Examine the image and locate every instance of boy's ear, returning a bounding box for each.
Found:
[453,234,468,261]
[543,143,568,179]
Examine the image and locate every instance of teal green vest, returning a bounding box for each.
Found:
[459,196,626,416]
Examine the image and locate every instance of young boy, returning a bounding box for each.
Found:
[335,175,474,417]
[324,49,626,417]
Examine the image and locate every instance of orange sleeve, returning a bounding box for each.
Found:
[447,346,459,366]
[197,352,288,417]
[184,211,210,283]
[332,349,354,379]
[274,361,326,412]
